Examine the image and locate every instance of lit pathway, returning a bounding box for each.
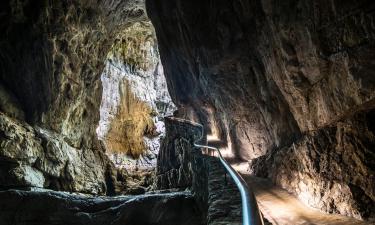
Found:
[240,170,372,225]
[207,138,373,225]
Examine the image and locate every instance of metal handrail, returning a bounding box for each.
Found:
[174,117,264,225]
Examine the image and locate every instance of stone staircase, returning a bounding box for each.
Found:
[206,157,242,225]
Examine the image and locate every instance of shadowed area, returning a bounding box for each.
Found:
[0,190,205,225]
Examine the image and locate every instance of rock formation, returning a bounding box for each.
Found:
[0,112,108,194]
[147,0,375,220]
[97,21,175,171]
[0,189,204,225]
[0,0,148,194]
[251,108,375,219]
[0,0,375,223]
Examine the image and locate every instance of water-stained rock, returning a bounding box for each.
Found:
[97,21,175,171]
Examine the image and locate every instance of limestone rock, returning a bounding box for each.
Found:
[35,127,108,194]
[97,21,175,171]
[251,109,375,219]
[147,0,375,219]
[0,189,205,225]
[155,117,203,190]
[0,112,44,188]
[0,112,109,194]
[0,0,149,195]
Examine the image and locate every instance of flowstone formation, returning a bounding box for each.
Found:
[97,21,175,172]
[147,0,375,220]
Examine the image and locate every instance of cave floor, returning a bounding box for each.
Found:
[232,163,373,225]
[0,189,205,225]
[205,136,373,225]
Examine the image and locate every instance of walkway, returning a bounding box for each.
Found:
[241,172,372,225]
[207,140,374,225]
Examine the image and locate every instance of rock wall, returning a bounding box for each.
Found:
[0,112,108,194]
[0,0,147,194]
[251,108,375,219]
[97,21,175,171]
[155,117,204,189]
[147,0,375,219]
[147,0,301,161]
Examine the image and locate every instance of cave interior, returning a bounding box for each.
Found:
[0,0,374,225]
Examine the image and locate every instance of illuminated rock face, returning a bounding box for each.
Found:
[147,0,375,219]
[97,22,175,171]
[0,0,148,194]
[251,109,375,219]
[0,0,173,195]
[0,112,108,194]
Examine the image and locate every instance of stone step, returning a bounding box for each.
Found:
[206,157,242,225]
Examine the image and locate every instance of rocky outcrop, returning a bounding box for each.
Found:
[0,189,205,225]
[0,112,109,194]
[97,21,175,171]
[155,117,204,190]
[147,0,375,220]
[0,0,150,194]
[251,108,375,219]
[1,0,147,149]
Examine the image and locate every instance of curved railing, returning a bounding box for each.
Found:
[173,117,264,225]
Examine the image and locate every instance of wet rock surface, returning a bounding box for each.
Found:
[0,189,205,225]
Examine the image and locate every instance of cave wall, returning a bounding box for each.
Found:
[0,0,147,194]
[0,0,146,149]
[147,0,375,219]
[251,108,375,219]
[155,117,204,189]
[147,0,301,161]
[97,21,175,171]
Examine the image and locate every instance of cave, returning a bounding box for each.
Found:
[0,0,374,225]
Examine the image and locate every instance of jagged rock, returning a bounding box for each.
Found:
[0,0,151,194]
[0,112,109,194]
[251,108,375,219]
[155,117,204,190]
[0,112,44,188]
[97,21,175,171]
[0,189,205,225]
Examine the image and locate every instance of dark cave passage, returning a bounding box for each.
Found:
[0,0,374,224]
